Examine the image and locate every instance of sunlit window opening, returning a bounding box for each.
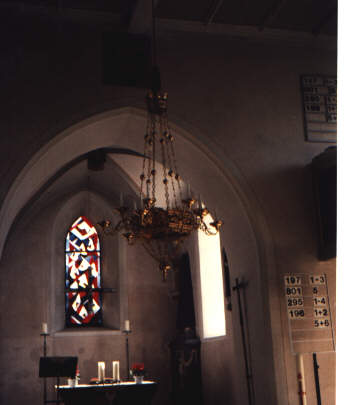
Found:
[65,216,102,326]
[198,213,226,339]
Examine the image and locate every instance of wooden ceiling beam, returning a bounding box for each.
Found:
[259,0,288,31]
[204,0,224,25]
[312,5,337,36]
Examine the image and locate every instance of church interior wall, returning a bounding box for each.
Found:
[0,10,336,405]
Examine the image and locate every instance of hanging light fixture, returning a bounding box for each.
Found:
[98,1,222,280]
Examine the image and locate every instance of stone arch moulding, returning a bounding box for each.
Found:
[0,106,286,404]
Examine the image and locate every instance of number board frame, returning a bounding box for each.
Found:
[283,273,335,355]
[300,74,337,143]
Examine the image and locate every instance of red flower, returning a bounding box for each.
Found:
[132,363,144,371]
[131,363,145,376]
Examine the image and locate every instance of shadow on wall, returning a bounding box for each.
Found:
[250,164,319,261]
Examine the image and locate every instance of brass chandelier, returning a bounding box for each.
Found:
[98,2,222,280]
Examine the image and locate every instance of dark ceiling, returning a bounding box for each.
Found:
[0,0,337,36]
[157,0,337,36]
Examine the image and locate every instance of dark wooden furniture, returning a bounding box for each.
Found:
[56,381,158,405]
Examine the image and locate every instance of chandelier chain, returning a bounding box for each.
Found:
[160,113,176,208]
[166,117,183,204]
[140,112,150,201]
[164,131,178,208]
[146,116,153,199]
[160,127,170,209]
[146,147,151,199]
[97,1,223,280]
[152,116,156,202]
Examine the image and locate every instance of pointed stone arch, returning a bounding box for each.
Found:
[0,106,286,405]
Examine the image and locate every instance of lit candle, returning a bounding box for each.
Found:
[198,194,202,209]
[187,183,191,197]
[134,201,137,210]
[124,320,130,332]
[41,323,48,334]
[98,361,105,381]
[112,361,120,382]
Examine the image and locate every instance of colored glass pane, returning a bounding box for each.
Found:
[65,216,102,326]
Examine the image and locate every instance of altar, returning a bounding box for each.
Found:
[56,381,158,405]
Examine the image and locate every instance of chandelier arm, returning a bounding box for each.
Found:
[205,227,218,236]
[164,117,178,209]
[199,219,207,233]
[142,241,161,266]
[140,112,151,202]
[114,220,124,232]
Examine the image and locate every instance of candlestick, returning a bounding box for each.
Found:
[40,326,49,405]
[123,321,132,380]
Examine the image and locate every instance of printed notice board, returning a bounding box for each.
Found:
[284,273,335,354]
[301,75,337,143]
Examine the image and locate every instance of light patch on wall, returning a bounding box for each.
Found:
[198,214,226,339]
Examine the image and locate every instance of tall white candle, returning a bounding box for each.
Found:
[42,323,48,334]
[124,320,130,331]
[98,362,105,381]
[112,361,120,382]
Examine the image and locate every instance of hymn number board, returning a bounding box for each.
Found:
[284,273,335,354]
[301,75,337,143]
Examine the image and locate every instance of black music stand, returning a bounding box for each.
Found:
[39,356,78,405]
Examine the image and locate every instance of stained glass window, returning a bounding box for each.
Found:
[65,216,102,326]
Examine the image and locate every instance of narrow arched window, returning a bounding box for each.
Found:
[65,216,102,326]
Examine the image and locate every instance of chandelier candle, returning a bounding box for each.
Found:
[41,322,48,334]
